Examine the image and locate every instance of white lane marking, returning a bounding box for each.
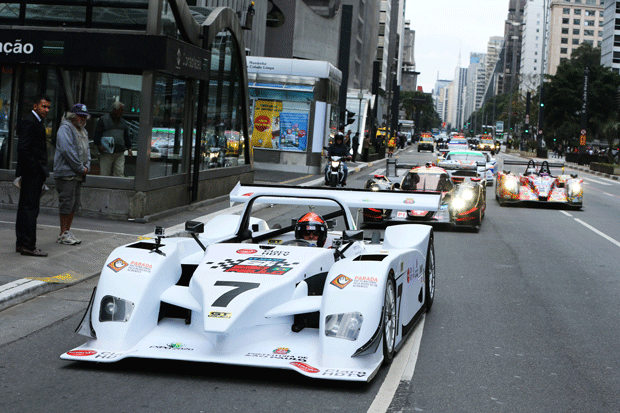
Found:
[574,218,620,249]
[367,315,426,413]
[581,176,612,186]
[0,220,137,237]
[560,210,573,217]
[604,193,614,197]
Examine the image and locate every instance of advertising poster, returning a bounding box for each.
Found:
[252,100,282,149]
[279,112,308,151]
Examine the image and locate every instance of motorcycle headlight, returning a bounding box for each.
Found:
[99,295,134,322]
[331,161,339,168]
[325,312,363,341]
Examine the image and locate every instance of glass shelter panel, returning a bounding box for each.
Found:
[199,30,244,170]
[150,74,188,178]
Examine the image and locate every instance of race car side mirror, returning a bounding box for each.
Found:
[185,221,204,234]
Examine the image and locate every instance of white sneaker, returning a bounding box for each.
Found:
[57,231,80,245]
[66,231,81,244]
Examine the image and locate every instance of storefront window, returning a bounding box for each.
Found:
[150,74,188,178]
[83,72,141,177]
[0,3,20,25]
[25,4,86,27]
[199,30,244,170]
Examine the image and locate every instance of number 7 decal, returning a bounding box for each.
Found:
[212,281,260,307]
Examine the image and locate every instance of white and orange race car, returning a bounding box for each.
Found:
[495,159,583,208]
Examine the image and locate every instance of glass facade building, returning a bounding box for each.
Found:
[0,1,252,219]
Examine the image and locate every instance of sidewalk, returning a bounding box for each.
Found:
[0,154,392,312]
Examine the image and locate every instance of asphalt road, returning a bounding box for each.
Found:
[2,147,620,412]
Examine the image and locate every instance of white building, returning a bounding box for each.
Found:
[451,67,468,130]
[601,0,620,73]
[519,0,548,94]
[433,79,452,124]
[464,53,487,123]
[547,0,604,76]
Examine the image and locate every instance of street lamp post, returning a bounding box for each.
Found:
[537,0,549,154]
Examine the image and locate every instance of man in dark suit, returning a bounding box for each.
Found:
[15,95,51,257]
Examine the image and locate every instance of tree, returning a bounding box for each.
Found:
[544,44,620,145]
[601,117,620,164]
[399,90,441,132]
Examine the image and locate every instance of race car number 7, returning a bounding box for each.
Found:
[212,281,260,307]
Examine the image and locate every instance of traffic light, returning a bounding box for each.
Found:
[345,110,355,126]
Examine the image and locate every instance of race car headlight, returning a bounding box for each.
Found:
[452,198,466,210]
[331,161,340,168]
[460,188,475,201]
[505,179,519,193]
[325,312,363,341]
[568,182,582,196]
[370,184,380,192]
[99,295,134,322]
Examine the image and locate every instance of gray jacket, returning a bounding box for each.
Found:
[54,119,90,178]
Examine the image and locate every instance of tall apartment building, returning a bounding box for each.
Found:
[464,53,487,123]
[434,79,452,124]
[450,67,468,130]
[547,0,604,76]
[501,0,527,95]
[519,0,548,93]
[401,20,418,92]
[377,1,392,92]
[600,0,620,73]
[341,0,382,91]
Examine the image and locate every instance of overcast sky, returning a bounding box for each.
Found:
[405,1,510,94]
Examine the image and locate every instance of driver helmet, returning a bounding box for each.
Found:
[295,212,328,247]
[335,133,344,143]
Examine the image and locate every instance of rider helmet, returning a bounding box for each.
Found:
[294,212,328,247]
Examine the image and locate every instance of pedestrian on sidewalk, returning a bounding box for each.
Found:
[387,135,396,157]
[53,104,91,245]
[351,132,359,162]
[15,95,51,257]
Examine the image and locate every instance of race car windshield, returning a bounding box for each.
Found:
[401,172,451,192]
[481,139,493,145]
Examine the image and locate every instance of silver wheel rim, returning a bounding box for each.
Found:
[384,280,396,354]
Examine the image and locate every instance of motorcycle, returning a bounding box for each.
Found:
[325,155,347,187]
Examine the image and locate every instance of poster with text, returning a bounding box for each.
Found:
[279,112,308,151]
[252,100,282,149]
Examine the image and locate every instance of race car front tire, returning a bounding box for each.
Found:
[382,273,397,364]
[425,235,435,312]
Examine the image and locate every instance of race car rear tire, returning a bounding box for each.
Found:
[425,235,435,312]
[382,273,397,364]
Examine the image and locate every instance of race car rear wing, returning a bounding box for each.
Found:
[229,183,442,212]
[503,159,565,168]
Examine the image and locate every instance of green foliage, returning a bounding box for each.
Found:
[399,91,442,131]
[544,44,620,142]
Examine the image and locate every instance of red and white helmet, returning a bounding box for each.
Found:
[295,212,328,247]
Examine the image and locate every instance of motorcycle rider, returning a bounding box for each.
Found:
[295,212,328,247]
[325,128,350,185]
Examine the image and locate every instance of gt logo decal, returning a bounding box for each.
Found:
[107,258,128,272]
[211,281,260,307]
[330,275,352,289]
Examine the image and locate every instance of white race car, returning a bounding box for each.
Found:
[61,184,439,382]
